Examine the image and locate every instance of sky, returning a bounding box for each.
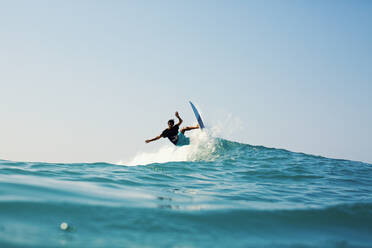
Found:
[0,0,371,163]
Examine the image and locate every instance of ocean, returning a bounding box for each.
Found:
[0,131,371,248]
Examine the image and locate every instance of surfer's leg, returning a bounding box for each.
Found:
[180,125,199,134]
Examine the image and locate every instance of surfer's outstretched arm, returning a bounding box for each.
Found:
[175,111,183,126]
[145,135,161,143]
[181,124,199,134]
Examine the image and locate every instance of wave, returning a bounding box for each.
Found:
[1,136,372,247]
[0,200,371,248]
[123,129,360,167]
[1,196,371,227]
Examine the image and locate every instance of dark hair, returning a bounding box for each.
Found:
[168,119,174,125]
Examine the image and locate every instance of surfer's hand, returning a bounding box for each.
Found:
[145,140,150,143]
[175,112,180,117]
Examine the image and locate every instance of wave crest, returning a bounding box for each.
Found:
[123,130,219,166]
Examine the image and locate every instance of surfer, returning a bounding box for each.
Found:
[145,112,199,146]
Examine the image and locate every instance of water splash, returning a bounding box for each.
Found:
[123,130,218,166]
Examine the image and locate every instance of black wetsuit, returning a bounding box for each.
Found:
[161,125,179,145]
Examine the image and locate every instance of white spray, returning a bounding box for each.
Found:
[122,130,215,166]
[120,114,244,166]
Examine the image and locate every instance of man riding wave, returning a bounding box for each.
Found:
[145,112,199,146]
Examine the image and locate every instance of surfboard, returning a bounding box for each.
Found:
[189,101,205,129]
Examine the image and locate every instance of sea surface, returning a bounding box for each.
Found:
[1,134,371,248]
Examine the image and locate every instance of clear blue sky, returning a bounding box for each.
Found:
[1,1,371,163]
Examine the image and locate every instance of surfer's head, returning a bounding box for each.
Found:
[168,119,174,128]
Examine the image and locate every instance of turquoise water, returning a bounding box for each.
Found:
[1,138,371,248]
